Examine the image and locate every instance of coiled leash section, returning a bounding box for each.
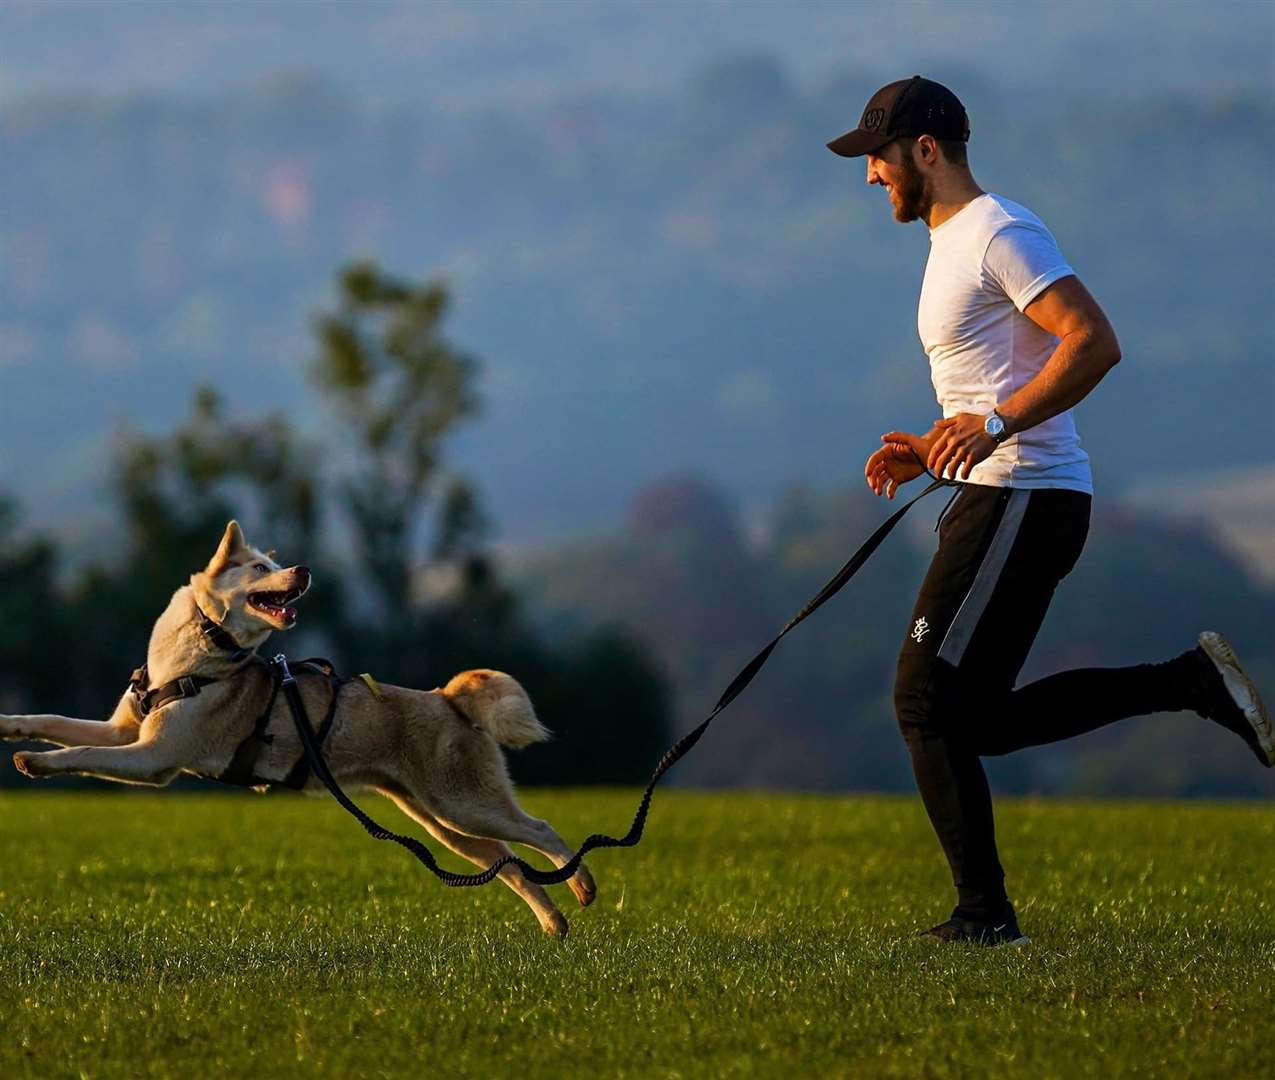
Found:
[282,475,954,887]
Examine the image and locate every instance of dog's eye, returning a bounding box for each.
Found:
[253,563,270,573]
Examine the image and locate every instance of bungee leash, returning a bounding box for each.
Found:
[279,473,955,887]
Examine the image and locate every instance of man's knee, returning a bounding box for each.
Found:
[894,654,967,738]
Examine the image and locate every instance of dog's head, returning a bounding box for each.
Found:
[190,520,311,640]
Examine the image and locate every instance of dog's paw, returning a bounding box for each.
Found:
[543,911,569,938]
[12,751,44,778]
[569,868,597,909]
[0,716,21,742]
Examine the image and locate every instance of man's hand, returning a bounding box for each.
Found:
[926,414,998,480]
[865,430,930,499]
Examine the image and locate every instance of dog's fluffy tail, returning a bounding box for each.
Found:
[442,669,551,749]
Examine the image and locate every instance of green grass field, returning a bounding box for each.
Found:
[1,789,1271,1078]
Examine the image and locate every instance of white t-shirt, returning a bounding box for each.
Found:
[918,193,1093,494]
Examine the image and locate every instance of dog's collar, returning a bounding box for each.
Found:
[195,604,252,661]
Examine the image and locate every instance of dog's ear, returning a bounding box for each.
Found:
[207,520,247,576]
[190,571,229,623]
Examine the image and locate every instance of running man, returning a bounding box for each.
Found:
[827,76,1273,946]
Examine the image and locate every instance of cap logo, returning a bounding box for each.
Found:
[862,107,886,133]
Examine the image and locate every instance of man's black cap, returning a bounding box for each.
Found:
[826,75,970,158]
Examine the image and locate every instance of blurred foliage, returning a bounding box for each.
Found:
[312,262,479,626]
[0,263,670,788]
[0,499,66,713]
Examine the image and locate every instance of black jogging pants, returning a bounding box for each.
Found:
[893,482,1201,918]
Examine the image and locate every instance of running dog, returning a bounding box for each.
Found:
[1,520,596,936]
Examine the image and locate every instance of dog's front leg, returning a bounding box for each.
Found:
[13,738,182,787]
[1,690,141,748]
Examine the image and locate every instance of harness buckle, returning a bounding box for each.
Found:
[177,675,199,698]
[272,653,296,686]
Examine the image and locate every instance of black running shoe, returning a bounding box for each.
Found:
[1194,632,1274,767]
[920,909,1029,947]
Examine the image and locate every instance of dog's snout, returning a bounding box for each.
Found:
[294,565,311,587]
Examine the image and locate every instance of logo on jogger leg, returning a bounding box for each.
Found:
[911,617,930,642]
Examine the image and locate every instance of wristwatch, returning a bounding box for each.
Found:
[984,410,1010,444]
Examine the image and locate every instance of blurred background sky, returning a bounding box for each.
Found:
[2,0,1271,547]
[3,0,1264,106]
[1,1,1272,795]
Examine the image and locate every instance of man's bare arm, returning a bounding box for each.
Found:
[995,275,1121,435]
[927,275,1121,479]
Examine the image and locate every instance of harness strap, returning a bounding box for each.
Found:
[278,476,955,888]
[279,667,345,791]
[216,676,282,787]
[209,657,343,789]
[134,673,219,717]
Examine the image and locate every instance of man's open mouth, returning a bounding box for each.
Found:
[248,588,304,626]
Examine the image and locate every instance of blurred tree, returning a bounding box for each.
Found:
[520,629,674,786]
[0,498,67,713]
[309,260,482,673]
[114,386,321,595]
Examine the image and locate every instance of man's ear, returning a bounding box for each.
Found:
[207,520,247,576]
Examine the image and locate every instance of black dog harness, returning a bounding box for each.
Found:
[126,606,348,790]
[219,656,346,790]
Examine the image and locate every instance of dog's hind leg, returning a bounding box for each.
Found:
[430,797,597,910]
[384,792,570,937]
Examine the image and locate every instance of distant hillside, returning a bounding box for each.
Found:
[2,55,1271,549]
[1126,465,1275,585]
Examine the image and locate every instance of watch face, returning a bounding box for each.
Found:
[985,414,1005,438]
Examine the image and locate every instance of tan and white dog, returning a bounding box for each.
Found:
[1,520,596,936]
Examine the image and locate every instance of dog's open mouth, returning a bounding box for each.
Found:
[248,589,304,626]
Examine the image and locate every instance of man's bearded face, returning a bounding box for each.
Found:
[867,140,933,224]
[889,146,930,223]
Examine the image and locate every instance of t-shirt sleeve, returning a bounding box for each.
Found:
[982,223,1074,312]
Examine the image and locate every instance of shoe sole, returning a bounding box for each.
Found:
[1199,631,1274,767]
[919,928,1032,947]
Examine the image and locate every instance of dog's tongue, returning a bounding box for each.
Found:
[284,606,298,624]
